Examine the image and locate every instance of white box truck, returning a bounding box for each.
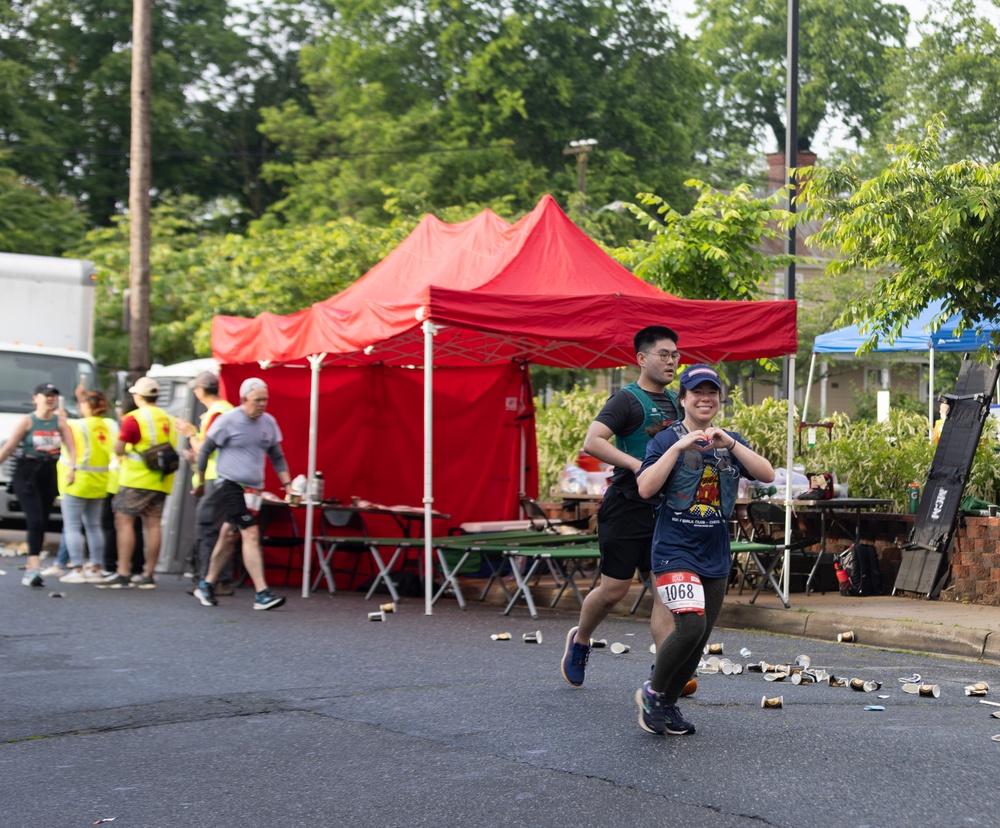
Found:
[0,253,99,523]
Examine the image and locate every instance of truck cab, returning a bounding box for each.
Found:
[0,343,99,523]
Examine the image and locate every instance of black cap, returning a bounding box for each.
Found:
[34,382,59,396]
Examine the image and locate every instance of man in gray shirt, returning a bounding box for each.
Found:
[193,377,294,611]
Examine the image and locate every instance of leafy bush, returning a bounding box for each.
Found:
[534,385,607,496]
[804,411,934,510]
[726,394,1000,511]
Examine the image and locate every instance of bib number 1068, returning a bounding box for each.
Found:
[655,571,705,614]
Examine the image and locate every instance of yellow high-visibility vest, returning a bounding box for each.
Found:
[120,406,176,494]
[58,416,113,498]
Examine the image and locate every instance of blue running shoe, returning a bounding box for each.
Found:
[561,626,591,686]
[636,681,666,734]
[662,703,696,736]
[253,589,285,611]
[194,581,218,607]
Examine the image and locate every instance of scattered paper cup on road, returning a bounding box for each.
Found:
[828,675,847,688]
[918,684,941,698]
[367,610,386,622]
[837,630,856,643]
[379,602,396,614]
[649,643,656,654]
[590,638,607,648]
[48,591,64,598]
[902,683,920,694]
[705,643,724,655]
[761,695,783,709]
[610,642,630,654]
[490,632,511,641]
[522,630,542,644]
[965,682,990,696]
[739,647,752,658]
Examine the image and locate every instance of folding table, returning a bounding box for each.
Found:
[311,529,578,605]
[789,498,892,594]
[435,532,597,610]
[462,542,602,618]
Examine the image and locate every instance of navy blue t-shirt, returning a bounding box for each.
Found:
[639,427,751,579]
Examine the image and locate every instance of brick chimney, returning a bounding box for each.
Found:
[766,150,818,192]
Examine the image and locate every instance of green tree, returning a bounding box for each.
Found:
[70,197,414,378]
[798,116,1000,351]
[0,163,87,254]
[0,0,319,226]
[259,0,707,226]
[612,180,799,300]
[871,0,1000,166]
[693,0,909,154]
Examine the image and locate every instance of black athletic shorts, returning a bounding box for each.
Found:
[216,479,257,531]
[596,484,657,581]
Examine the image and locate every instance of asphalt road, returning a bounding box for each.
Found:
[3,569,999,828]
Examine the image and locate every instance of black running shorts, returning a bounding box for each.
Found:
[596,484,657,580]
[216,479,257,531]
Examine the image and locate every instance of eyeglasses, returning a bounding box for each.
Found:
[643,349,681,363]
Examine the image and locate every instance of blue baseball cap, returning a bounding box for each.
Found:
[678,364,722,390]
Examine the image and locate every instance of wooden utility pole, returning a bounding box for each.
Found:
[127,0,153,388]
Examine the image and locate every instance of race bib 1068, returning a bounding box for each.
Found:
[655,571,705,615]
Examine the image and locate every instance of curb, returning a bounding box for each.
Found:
[477,581,1000,664]
[717,603,999,662]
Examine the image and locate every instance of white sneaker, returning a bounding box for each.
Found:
[21,570,44,587]
[40,565,67,578]
[59,569,88,584]
[83,567,106,583]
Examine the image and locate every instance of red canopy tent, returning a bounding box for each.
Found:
[212,195,798,612]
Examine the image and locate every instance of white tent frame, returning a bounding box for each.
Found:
[291,331,799,614]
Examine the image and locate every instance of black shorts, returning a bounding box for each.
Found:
[216,479,257,532]
[596,484,657,580]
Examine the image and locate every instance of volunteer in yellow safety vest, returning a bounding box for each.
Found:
[100,376,177,590]
[57,391,114,583]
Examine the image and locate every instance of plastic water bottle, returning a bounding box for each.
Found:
[908,481,920,515]
[307,471,325,503]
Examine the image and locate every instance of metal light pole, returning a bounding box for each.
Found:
[563,139,598,194]
[781,0,800,401]
[781,0,800,602]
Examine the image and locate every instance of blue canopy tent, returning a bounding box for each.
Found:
[806,300,997,438]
